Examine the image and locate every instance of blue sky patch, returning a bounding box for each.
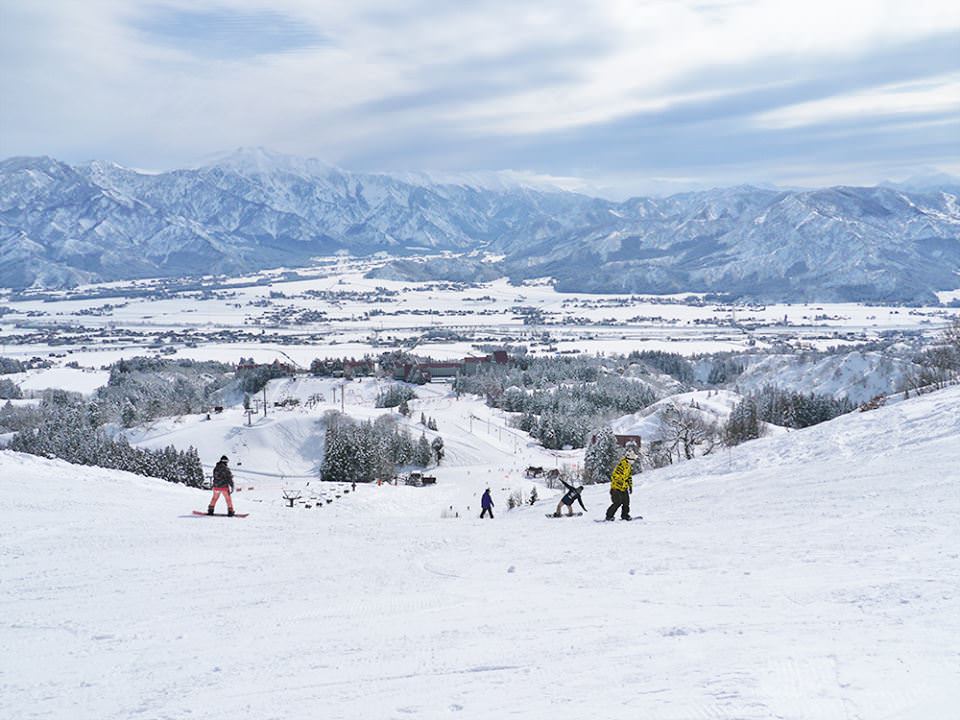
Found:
[133,7,325,59]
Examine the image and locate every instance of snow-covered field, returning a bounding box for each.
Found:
[5,367,110,397]
[1,258,957,374]
[3,383,959,719]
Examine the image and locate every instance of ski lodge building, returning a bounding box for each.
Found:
[393,351,509,383]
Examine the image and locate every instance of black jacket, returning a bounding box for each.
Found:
[560,480,586,510]
[212,461,234,490]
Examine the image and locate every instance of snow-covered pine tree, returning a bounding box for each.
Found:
[121,401,137,428]
[355,421,376,483]
[391,428,414,466]
[430,435,444,463]
[415,433,432,467]
[184,446,204,487]
[583,426,620,484]
[321,419,352,482]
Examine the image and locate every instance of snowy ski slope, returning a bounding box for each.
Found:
[2,385,959,719]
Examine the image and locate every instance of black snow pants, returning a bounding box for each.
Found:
[480,507,494,519]
[606,489,630,520]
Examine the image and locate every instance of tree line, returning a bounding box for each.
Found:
[723,385,855,446]
[320,411,444,484]
[7,392,204,486]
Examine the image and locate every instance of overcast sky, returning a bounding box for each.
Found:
[1,0,958,197]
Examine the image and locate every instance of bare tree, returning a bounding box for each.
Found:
[944,316,960,355]
[902,318,960,397]
[658,402,719,461]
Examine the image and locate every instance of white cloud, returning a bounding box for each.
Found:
[1,0,959,184]
[754,73,960,129]
[411,0,960,135]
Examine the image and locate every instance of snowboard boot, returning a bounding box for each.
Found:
[605,515,615,521]
[227,508,235,517]
[207,506,214,515]
[622,514,632,521]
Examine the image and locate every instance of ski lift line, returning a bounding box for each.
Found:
[206,467,316,479]
[467,412,528,442]
[449,422,516,456]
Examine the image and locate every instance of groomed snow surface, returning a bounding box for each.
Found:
[3,386,960,719]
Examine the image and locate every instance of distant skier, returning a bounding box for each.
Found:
[208,455,235,517]
[553,479,586,517]
[605,448,637,521]
[480,488,494,518]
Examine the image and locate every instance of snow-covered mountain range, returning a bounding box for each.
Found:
[2,148,959,302]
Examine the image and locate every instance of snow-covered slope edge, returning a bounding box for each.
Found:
[642,381,960,482]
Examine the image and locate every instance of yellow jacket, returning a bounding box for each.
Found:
[610,458,633,492]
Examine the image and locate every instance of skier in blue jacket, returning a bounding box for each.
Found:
[480,488,494,518]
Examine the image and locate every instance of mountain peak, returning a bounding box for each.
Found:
[0,155,75,176]
[202,147,338,178]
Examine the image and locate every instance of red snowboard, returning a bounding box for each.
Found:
[192,510,249,518]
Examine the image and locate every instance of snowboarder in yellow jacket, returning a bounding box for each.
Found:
[605,447,638,521]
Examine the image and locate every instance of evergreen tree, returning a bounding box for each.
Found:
[320,418,353,483]
[430,436,445,464]
[354,421,376,482]
[0,378,22,399]
[374,385,417,408]
[415,433,432,467]
[723,397,762,446]
[583,426,620,484]
[391,428,414,466]
[121,401,137,428]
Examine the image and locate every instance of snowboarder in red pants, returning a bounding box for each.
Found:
[209,455,235,516]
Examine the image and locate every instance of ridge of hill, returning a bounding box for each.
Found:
[3,151,959,302]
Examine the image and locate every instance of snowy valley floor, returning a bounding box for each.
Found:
[3,387,960,720]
